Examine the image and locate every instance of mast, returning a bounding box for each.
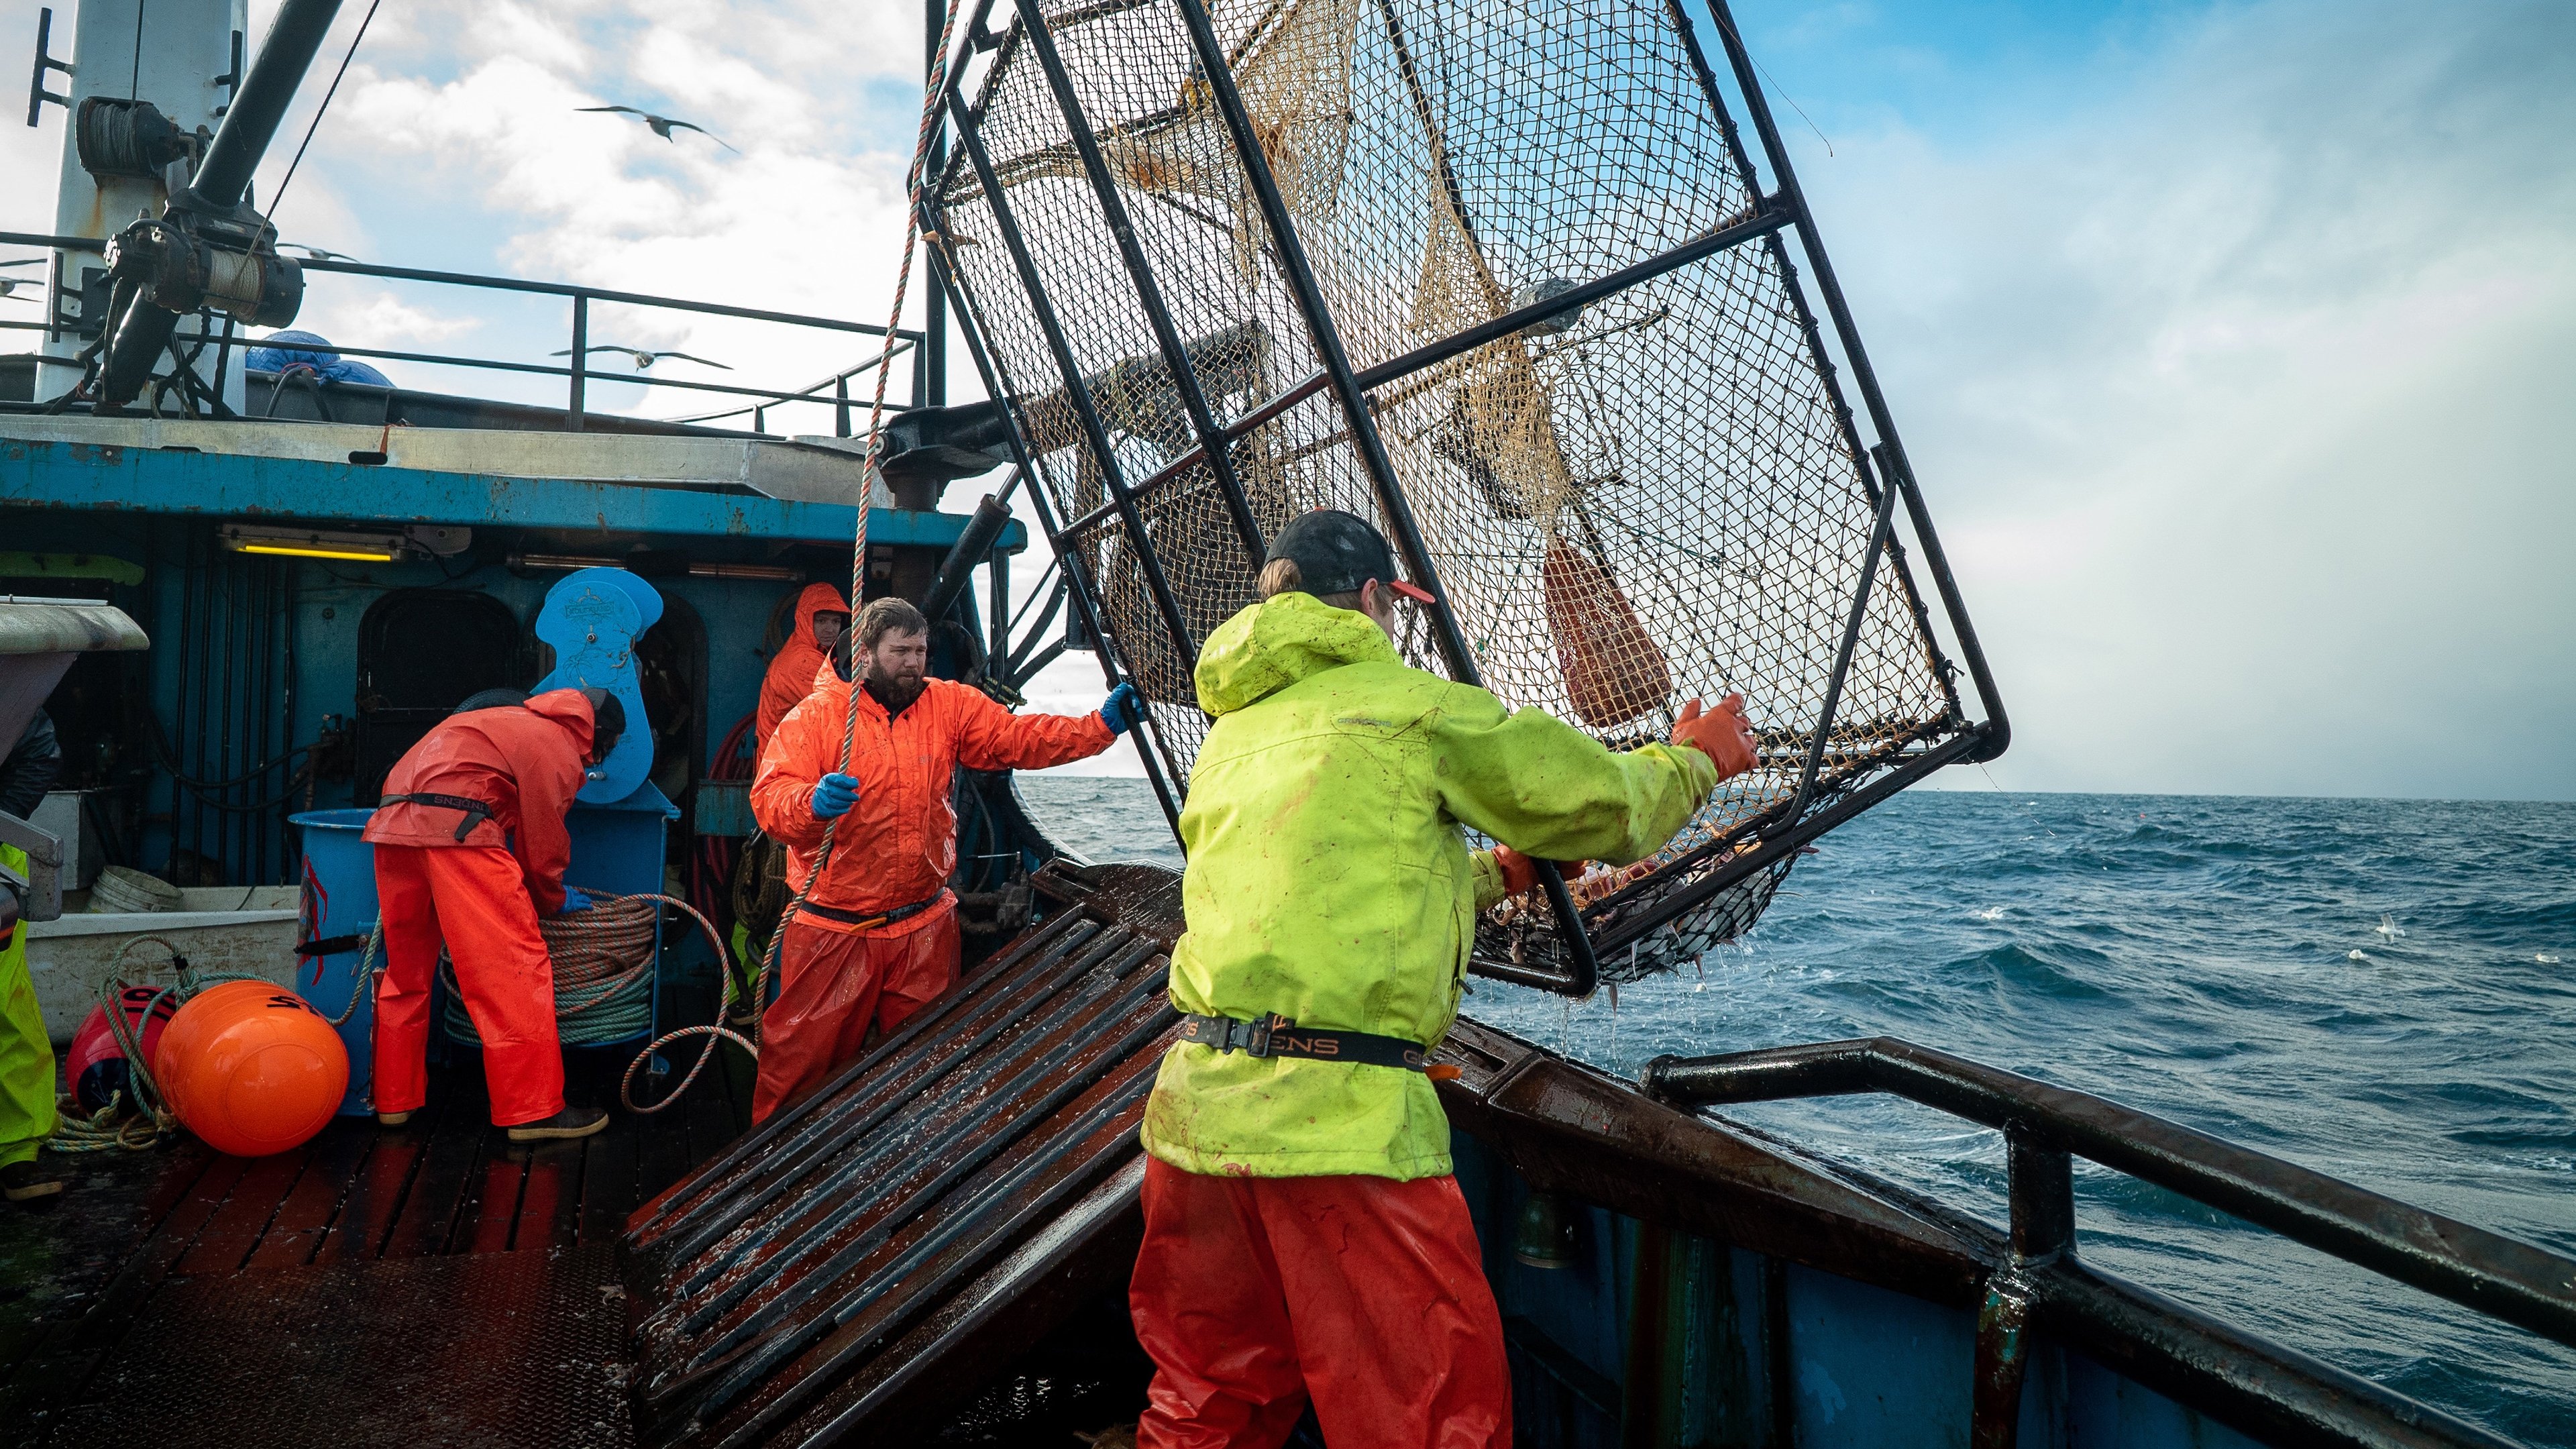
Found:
[40,0,248,407]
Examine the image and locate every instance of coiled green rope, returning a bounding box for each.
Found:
[48,936,276,1152]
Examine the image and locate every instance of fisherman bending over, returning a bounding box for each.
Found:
[365,687,625,1142]
[747,597,1140,1122]
[1128,510,1758,1447]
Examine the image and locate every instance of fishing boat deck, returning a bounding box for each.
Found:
[0,984,752,1446]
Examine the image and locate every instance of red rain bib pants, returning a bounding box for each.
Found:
[1129,1157,1512,1449]
[372,843,565,1128]
[749,900,961,1122]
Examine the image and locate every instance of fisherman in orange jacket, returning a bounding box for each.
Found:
[748,596,1140,1121]
[364,687,625,1141]
[757,582,849,749]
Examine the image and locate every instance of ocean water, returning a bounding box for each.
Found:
[1014,778,2576,1442]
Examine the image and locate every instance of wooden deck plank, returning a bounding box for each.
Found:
[378,1077,492,1260]
[311,1089,449,1263]
[166,1140,315,1277]
[0,1152,254,1419]
[460,1144,529,1254]
[633,1100,692,1216]
[578,1097,643,1248]
[0,1141,219,1377]
[515,1137,586,1252]
[243,1122,380,1271]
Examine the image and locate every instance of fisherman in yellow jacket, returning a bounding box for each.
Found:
[1128,511,1758,1448]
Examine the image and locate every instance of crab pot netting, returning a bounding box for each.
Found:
[930,0,1974,980]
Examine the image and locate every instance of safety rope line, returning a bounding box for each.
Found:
[631,0,972,1114]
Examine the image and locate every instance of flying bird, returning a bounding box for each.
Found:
[2376,913,2406,942]
[550,345,733,371]
[578,105,739,153]
[280,243,357,262]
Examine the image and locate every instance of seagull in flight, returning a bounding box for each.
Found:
[551,344,733,371]
[280,243,358,262]
[578,105,739,152]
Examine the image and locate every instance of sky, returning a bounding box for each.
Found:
[3,0,2568,800]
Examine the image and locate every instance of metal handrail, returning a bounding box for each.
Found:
[0,228,925,429]
[1642,1036,2576,1348]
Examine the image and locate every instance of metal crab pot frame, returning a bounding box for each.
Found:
[922,0,2006,993]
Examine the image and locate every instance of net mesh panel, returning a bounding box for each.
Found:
[933,0,1970,979]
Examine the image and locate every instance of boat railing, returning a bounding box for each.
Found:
[0,228,927,435]
[1644,1036,2576,1448]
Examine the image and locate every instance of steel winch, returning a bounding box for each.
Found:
[102,211,303,330]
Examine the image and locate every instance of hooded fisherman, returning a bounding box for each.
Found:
[1127,510,1758,1448]
[757,582,849,750]
[364,686,627,1142]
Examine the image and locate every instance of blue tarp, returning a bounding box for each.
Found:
[244,330,393,387]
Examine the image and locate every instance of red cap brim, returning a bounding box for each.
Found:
[1388,579,1437,604]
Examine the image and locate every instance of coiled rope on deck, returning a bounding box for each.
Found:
[48,936,273,1152]
[439,891,662,1047]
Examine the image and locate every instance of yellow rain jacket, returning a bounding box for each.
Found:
[1140,591,1719,1181]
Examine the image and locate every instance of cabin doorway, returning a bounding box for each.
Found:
[354,590,530,803]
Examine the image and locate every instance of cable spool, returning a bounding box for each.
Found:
[74,97,194,180]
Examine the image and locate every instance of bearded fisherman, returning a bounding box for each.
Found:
[364,686,625,1142]
[1128,510,1759,1448]
[747,596,1141,1122]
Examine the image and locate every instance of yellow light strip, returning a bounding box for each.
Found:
[232,543,399,562]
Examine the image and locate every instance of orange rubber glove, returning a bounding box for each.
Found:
[1492,845,1590,897]
[1672,694,1758,780]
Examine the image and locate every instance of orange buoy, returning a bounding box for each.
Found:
[152,980,349,1158]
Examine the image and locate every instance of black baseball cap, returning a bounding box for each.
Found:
[1265,510,1436,602]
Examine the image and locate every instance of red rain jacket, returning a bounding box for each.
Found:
[757,583,849,748]
[751,665,1113,922]
[363,689,595,916]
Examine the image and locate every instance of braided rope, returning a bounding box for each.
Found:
[741,0,970,1053]
[54,938,274,1151]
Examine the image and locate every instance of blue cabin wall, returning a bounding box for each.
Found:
[1452,1132,2266,1449]
[0,502,1005,897]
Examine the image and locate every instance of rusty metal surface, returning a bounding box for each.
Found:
[625,861,1181,1449]
[42,1244,626,1449]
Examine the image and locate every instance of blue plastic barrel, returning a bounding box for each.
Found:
[289,808,380,1116]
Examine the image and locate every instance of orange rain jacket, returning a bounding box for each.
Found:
[362,688,596,917]
[757,583,850,747]
[751,664,1114,923]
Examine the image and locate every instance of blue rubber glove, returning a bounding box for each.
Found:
[810,771,861,819]
[1100,682,1144,735]
[559,887,593,914]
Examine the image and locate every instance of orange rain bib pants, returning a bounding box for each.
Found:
[372,843,565,1128]
[749,900,961,1122]
[1128,1157,1512,1449]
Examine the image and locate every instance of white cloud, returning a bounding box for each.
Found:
[1796,0,2576,800]
[290,290,485,347]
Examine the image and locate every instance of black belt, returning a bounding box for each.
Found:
[1177,1012,1431,1073]
[794,892,945,930]
[380,791,496,843]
